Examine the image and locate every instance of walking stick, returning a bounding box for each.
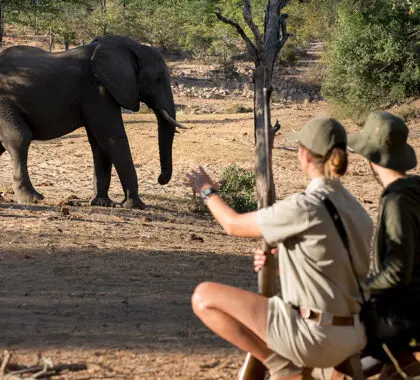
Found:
[239,87,278,380]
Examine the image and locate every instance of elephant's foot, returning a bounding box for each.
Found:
[121,197,148,209]
[90,196,117,208]
[15,187,44,204]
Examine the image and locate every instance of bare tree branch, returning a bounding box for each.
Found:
[243,0,263,54]
[278,13,289,49]
[263,0,289,70]
[214,11,260,63]
[279,0,291,8]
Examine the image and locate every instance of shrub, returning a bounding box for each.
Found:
[277,40,300,65]
[322,0,420,119]
[219,165,257,213]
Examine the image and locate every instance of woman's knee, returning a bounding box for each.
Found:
[191,281,217,315]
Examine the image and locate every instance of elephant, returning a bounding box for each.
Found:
[0,35,185,209]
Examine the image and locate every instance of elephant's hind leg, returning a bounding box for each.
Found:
[87,130,116,207]
[0,115,44,203]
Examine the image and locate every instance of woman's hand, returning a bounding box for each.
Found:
[253,247,279,272]
[185,166,218,194]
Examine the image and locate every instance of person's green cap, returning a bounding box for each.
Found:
[287,116,347,156]
[348,111,417,172]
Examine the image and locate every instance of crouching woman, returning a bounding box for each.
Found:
[185,117,373,379]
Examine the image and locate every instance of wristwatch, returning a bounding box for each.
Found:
[199,187,218,201]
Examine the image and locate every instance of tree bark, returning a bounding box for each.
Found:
[0,0,4,49]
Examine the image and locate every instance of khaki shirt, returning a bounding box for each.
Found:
[257,177,373,316]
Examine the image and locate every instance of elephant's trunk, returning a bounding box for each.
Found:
[156,108,176,185]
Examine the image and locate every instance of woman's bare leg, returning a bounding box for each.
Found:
[192,281,272,361]
[192,282,302,379]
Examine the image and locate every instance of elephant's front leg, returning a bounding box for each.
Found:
[108,136,147,209]
[94,133,146,209]
[87,130,116,207]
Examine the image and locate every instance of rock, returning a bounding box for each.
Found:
[296,93,311,104]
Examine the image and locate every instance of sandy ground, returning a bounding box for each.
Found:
[0,71,419,379]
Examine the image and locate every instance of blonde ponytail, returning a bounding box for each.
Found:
[301,143,348,178]
[324,147,348,178]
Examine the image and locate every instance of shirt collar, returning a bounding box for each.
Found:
[305,176,337,193]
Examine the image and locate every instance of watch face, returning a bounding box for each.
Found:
[202,188,212,196]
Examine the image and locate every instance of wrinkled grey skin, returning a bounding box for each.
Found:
[0,35,180,209]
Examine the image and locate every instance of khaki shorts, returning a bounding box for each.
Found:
[266,296,367,371]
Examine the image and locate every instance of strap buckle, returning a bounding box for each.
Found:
[319,311,333,326]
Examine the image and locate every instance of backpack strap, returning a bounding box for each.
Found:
[315,193,367,304]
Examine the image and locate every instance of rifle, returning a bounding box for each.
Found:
[239,87,278,380]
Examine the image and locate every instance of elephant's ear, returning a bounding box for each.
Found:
[91,42,139,112]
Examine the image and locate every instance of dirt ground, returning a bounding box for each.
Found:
[0,36,419,379]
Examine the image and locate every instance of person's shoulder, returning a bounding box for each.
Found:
[273,191,314,212]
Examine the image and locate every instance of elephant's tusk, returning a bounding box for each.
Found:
[159,109,188,130]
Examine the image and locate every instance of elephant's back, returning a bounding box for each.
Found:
[0,45,91,140]
[0,45,47,67]
[0,45,47,56]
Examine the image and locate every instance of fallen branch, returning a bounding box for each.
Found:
[276,145,297,152]
[1,350,11,375]
[3,361,87,379]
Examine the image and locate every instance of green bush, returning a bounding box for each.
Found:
[219,164,257,213]
[322,0,420,119]
[277,40,300,65]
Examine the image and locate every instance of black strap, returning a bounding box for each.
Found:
[316,195,367,304]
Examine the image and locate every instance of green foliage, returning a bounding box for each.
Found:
[219,164,257,213]
[185,164,256,216]
[322,0,420,119]
[284,0,340,44]
[278,39,300,65]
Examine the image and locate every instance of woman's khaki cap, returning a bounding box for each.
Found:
[348,111,417,172]
[287,117,347,156]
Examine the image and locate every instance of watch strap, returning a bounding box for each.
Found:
[199,187,218,200]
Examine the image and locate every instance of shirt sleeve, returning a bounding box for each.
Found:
[256,193,310,245]
[366,194,416,291]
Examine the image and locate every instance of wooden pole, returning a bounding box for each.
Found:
[239,85,278,380]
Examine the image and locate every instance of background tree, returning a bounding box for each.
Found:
[322,0,420,119]
[215,1,290,378]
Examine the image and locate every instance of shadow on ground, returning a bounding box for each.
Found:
[0,245,256,352]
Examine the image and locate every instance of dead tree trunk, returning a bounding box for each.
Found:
[216,1,290,379]
[122,0,127,33]
[0,0,4,49]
